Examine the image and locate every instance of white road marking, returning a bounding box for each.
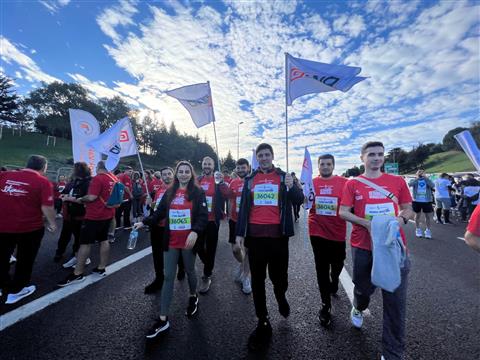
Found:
[0,246,153,332]
[339,268,354,305]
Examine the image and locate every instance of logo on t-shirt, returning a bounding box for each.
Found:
[369,190,387,199]
[1,180,29,196]
[319,186,333,195]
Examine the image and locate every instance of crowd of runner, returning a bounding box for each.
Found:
[1,141,479,360]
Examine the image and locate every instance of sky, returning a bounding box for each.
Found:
[1,0,479,174]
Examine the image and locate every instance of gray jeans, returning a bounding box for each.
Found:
[160,248,197,317]
[352,247,411,360]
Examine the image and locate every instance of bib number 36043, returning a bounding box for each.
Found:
[315,196,337,216]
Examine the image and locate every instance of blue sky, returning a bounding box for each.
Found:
[1,0,479,173]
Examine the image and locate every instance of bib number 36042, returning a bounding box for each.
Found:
[253,184,278,206]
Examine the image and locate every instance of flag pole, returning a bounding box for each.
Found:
[284,52,289,172]
[130,120,151,202]
[208,81,222,171]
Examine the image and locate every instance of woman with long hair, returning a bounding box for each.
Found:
[133,161,208,338]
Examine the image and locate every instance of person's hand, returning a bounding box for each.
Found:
[185,232,198,249]
[362,219,372,233]
[285,173,293,189]
[133,222,144,230]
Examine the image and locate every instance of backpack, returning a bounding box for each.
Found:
[100,173,125,208]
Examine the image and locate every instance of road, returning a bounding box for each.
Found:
[1,214,479,360]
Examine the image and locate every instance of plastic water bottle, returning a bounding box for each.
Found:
[127,229,138,250]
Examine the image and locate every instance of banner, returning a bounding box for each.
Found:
[454,130,480,171]
[87,117,137,171]
[286,53,366,105]
[300,146,314,210]
[166,82,215,128]
[69,109,101,175]
[251,148,259,172]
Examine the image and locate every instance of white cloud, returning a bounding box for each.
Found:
[39,0,71,14]
[96,0,139,43]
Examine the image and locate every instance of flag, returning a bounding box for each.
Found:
[251,148,259,172]
[454,130,480,171]
[166,82,215,128]
[286,53,366,105]
[87,117,137,171]
[69,109,102,175]
[300,147,314,209]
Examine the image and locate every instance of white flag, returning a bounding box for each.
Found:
[251,148,259,172]
[300,147,314,210]
[454,130,480,171]
[87,117,137,171]
[69,109,102,175]
[166,82,215,128]
[286,53,366,106]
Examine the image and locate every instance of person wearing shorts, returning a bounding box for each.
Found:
[434,173,452,224]
[409,169,435,238]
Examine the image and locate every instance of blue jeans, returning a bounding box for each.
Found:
[352,247,411,360]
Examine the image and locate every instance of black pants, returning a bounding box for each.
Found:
[54,199,63,214]
[246,236,289,319]
[310,236,346,308]
[116,200,132,227]
[293,204,301,220]
[197,221,219,277]
[55,219,82,257]
[0,228,44,293]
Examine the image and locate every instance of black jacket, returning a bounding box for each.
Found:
[62,176,91,219]
[143,186,209,252]
[235,167,304,238]
[197,175,225,224]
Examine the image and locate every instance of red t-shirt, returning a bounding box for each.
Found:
[249,171,281,225]
[228,178,244,222]
[153,182,169,227]
[168,188,193,249]
[118,173,132,200]
[199,175,216,221]
[0,169,54,233]
[309,175,348,241]
[341,174,412,251]
[467,205,480,236]
[224,175,232,185]
[84,173,118,220]
[150,178,163,194]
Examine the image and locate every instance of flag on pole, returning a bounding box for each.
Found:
[251,148,259,172]
[69,109,102,175]
[166,82,215,128]
[87,117,137,171]
[286,53,367,105]
[454,130,480,171]
[300,146,314,210]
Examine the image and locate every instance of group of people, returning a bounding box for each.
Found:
[1,140,479,360]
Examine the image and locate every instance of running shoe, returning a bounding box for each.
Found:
[5,285,36,304]
[58,273,85,287]
[199,276,212,294]
[424,228,432,239]
[62,256,77,268]
[415,228,423,238]
[248,318,272,351]
[319,305,331,327]
[92,267,106,276]
[185,295,199,317]
[350,307,364,329]
[72,257,91,269]
[242,276,252,294]
[145,317,169,339]
[10,255,17,264]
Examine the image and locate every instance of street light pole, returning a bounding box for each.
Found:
[237,121,244,160]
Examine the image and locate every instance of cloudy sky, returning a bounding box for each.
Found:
[1,0,479,173]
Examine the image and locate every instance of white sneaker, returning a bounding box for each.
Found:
[5,285,36,304]
[415,228,423,238]
[10,255,16,263]
[63,256,77,268]
[350,307,364,328]
[72,257,91,269]
[242,276,252,294]
[424,228,432,239]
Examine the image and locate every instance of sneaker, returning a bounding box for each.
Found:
[319,305,331,327]
[381,356,386,360]
[72,257,91,269]
[177,268,185,281]
[415,228,423,238]
[350,307,364,329]
[58,273,85,287]
[278,296,290,318]
[248,318,272,351]
[10,255,17,264]
[92,267,106,276]
[185,295,199,317]
[199,276,212,294]
[62,256,77,268]
[242,276,252,294]
[5,285,36,304]
[144,280,162,294]
[424,228,432,239]
[145,317,169,339]
[234,264,243,284]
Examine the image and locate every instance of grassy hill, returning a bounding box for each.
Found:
[421,150,476,174]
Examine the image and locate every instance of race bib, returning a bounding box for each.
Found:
[236,196,241,213]
[206,196,213,212]
[253,184,278,206]
[169,209,191,231]
[365,203,395,220]
[201,183,210,191]
[315,196,338,216]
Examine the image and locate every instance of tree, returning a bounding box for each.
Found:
[0,74,19,122]
[98,96,131,130]
[221,150,236,172]
[442,127,468,151]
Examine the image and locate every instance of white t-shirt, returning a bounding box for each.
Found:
[434,178,451,199]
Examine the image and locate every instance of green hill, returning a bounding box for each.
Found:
[421,150,476,174]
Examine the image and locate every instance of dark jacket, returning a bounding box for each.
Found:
[235,167,304,238]
[143,186,209,252]
[197,175,226,224]
[63,176,91,219]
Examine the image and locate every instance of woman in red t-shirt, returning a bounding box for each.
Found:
[134,161,208,339]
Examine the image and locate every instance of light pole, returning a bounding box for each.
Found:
[237,121,244,160]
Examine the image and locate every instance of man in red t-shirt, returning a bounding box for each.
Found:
[465,204,480,252]
[149,171,164,199]
[0,155,56,304]
[308,154,348,327]
[58,161,118,286]
[115,166,133,229]
[339,141,414,360]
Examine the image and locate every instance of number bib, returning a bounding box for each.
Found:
[236,196,241,213]
[253,184,278,206]
[365,203,395,220]
[169,209,191,231]
[315,196,338,216]
[206,196,213,213]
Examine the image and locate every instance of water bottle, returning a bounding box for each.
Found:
[214,171,223,184]
[127,229,138,250]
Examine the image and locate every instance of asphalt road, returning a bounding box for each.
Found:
[1,214,479,360]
